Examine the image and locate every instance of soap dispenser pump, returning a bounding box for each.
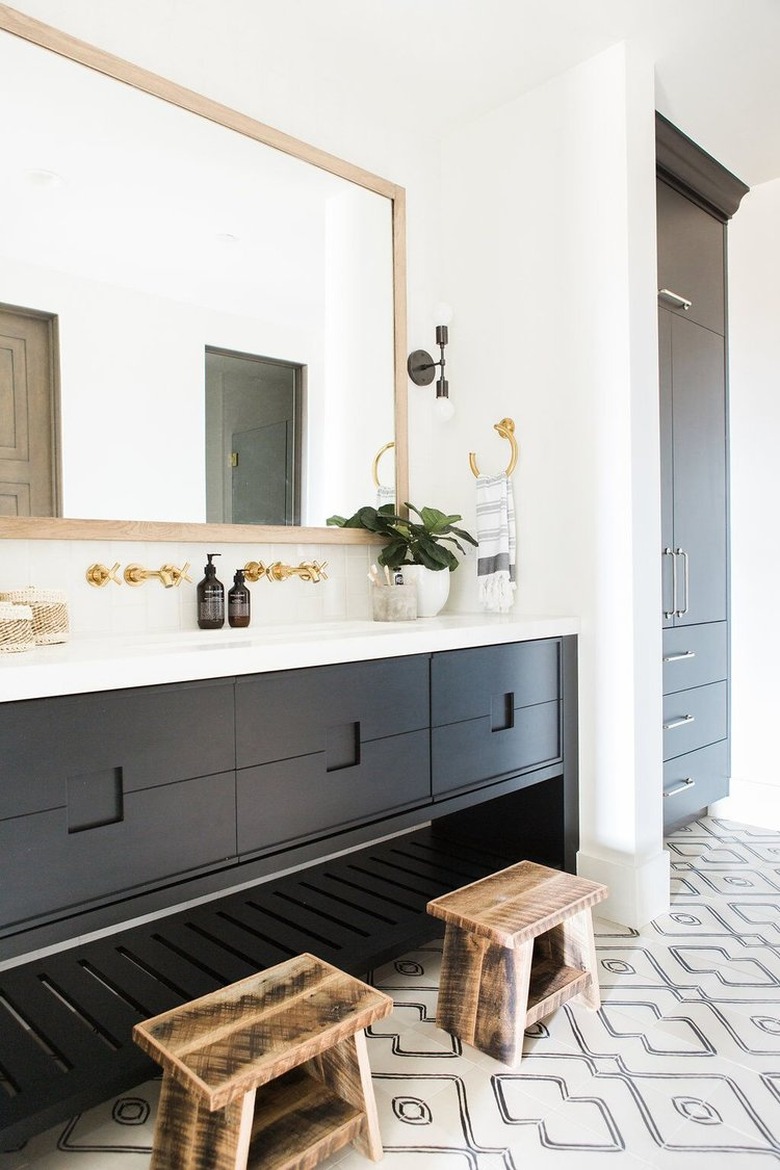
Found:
[228,569,251,629]
[197,552,224,629]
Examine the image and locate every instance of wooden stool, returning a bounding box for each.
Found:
[427,860,608,1066]
[133,952,393,1170]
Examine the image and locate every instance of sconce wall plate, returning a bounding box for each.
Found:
[407,349,436,386]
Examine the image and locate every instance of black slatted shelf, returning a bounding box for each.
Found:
[0,827,519,1151]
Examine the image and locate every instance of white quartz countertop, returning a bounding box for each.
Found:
[0,614,579,702]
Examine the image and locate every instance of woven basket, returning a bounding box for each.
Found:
[0,587,69,644]
[0,602,34,653]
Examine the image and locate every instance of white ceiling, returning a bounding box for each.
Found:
[7,0,780,187]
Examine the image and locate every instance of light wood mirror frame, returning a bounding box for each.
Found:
[0,3,407,544]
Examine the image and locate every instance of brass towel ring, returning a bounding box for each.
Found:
[372,440,395,488]
[469,417,518,478]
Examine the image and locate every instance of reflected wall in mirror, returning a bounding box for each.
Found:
[0,4,406,542]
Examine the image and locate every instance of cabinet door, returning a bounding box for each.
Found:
[656,181,725,335]
[670,314,727,626]
[659,309,675,627]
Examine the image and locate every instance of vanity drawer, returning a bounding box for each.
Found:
[0,678,235,821]
[431,640,560,727]
[431,699,561,799]
[663,622,727,694]
[663,741,729,831]
[235,656,428,767]
[0,771,236,929]
[237,729,429,855]
[662,681,727,760]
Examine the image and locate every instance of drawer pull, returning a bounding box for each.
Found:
[663,650,696,664]
[663,548,676,619]
[664,777,695,799]
[663,714,695,730]
[674,547,689,617]
[658,288,692,312]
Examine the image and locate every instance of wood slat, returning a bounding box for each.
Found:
[140,921,261,987]
[0,996,66,1091]
[111,934,226,1003]
[0,968,112,1070]
[27,953,149,1042]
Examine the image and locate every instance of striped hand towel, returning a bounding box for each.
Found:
[476,471,516,612]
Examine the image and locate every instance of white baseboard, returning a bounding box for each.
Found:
[709,777,780,832]
[576,848,670,928]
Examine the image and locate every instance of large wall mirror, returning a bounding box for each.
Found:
[0,4,407,543]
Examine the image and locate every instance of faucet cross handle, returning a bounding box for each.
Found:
[86,562,122,588]
[302,560,329,583]
[159,562,192,588]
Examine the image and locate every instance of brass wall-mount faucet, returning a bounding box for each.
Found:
[243,560,328,584]
[123,563,192,588]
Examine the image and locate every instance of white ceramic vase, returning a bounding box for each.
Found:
[402,565,450,618]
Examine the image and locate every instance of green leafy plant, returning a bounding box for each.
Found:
[327,503,477,572]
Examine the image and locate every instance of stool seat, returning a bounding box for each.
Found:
[133,953,392,1170]
[428,861,608,1066]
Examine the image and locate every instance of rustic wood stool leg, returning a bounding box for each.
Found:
[550,907,601,1010]
[437,923,534,1065]
[306,1030,383,1161]
[150,1074,255,1170]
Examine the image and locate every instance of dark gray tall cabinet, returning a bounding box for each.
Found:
[656,114,748,831]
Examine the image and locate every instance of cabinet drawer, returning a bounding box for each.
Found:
[432,699,560,799]
[0,678,235,821]
[663,623,728,694]
[663,741,729,831]
[236,656,428,768]
[663,681,727,760]
[237,729,429,854]
[431,640,560,728]
[0,771,236,929]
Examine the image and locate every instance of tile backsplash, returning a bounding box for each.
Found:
[0,539,379,638]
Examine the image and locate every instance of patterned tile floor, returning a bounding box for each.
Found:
[2,816,779,1168]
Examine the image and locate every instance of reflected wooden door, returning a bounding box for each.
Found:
[0,305,58,516]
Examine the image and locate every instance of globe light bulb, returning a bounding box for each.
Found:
[432,301,453,327]
[434,394,455,422]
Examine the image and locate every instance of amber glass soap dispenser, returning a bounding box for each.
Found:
[228,568,250,628]
[197,552,224,629]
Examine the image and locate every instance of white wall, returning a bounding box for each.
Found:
[429,43,668,924]
[1,3,674,923]
[715,178,780,830]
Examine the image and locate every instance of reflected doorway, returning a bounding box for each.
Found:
[0,302,59,516]
[205,347,303,525]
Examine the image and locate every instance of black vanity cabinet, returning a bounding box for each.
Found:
[234,656,430,855]
[0,637,576,948]
[0,633,577,1152]
[0,679,236,928]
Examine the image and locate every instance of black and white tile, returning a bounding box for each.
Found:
[2,816,779,1168]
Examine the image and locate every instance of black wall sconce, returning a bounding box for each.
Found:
[407,305,455,420]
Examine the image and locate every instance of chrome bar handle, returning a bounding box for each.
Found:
[658,288,692,312]
[675,547,689,616]
[663,714,695,731]
[663,650,696,663]
[663,547,677,618]
[663,778,696,799]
